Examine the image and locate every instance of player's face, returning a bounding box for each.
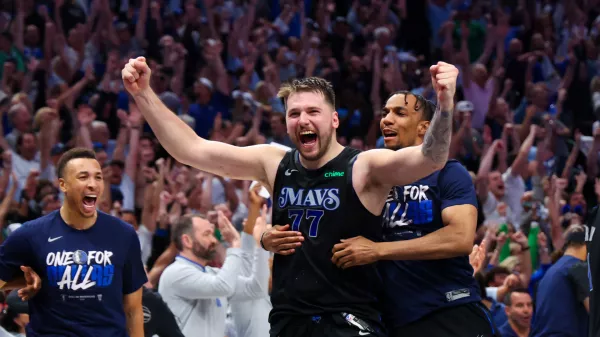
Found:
[380,94,427,150]
[59,158,104,218]
[286,91,338,161]
[506,292,533,328]
[189,218,218,261]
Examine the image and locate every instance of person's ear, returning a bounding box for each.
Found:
[417,120,430,137]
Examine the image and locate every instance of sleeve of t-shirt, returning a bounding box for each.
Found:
[439,161,478,210]
[123,229,148,294]
[568,262,590,302]
[0,224,34,282]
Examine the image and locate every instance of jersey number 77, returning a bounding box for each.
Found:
[288,209,325,237]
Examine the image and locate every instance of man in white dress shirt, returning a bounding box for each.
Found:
[158,212,269,337]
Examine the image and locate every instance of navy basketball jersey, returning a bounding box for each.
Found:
[269,148,384,326]
[0,211,147,336]
[378,160,481,328]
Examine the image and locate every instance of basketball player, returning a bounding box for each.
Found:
[122,57,458,337]
[331,92,496,337]
[587,206,600,337]
[0,148,147,336]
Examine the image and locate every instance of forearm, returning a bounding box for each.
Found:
[477,145,496,177]
[0,276,26,290]
[511,132,536,176]
[125,306,144,337]
[243,203,260,235]
[421,104,453,166]
[587,143,599,178]
[561,144,579,179]
[377,225,471,261]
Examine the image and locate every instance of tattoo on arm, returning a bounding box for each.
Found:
[421,105,452,165]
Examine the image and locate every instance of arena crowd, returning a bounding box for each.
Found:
[0,0,596,336]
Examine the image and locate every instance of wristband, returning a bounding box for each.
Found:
[260,231,267,250]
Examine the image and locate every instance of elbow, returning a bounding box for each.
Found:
[449,232,475,257]
[455,240,474,256]
[219,280,236,298]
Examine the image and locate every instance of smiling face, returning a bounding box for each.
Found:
[380,93,431,150]
[285,91,338,161]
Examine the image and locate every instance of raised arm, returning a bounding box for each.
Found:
[122,57,285,191]
[357,62,457,190]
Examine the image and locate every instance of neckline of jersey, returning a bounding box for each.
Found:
[292,147,350,176]
[56,209,99,233]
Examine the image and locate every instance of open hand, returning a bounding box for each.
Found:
[217,211,240,246]
[260,224,303,255]
[17,266,41,301]
[331,236,380,269]
[469,239,487,276]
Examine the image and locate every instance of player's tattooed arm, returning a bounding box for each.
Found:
[421,105,452,165]
[421,62,458,166]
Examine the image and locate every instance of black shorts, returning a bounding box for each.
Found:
[389,302,499,337]
[271,314,386,337]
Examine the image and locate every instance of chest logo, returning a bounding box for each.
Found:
[46,250,115,291]
[384,185,433,228]
[48,236,63,242]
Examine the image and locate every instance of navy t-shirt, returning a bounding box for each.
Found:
[378,160,481,327]
[498,322,519,337]
[531,255,588,337]
[0,210,147,336]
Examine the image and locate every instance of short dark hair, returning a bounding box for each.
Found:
[387,91,436,121]
[483,266,511,286]
[503,288,530,306]
[172,215,204,251]
[278,77,335,110]
[56,148,97,179]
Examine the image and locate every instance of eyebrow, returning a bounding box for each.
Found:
[382,106,408,112]
[77,171,102,175]
[288,106,322,113]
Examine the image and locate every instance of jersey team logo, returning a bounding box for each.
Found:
[384,185,433,228]
[46,250,115,290]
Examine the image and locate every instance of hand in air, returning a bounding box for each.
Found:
[18,266,41,301]
[217,211,241,247]
[122,57,151,95]
[469,239,487,276]
[430,61,459,111]
[331,236,380,269]
[260,224,303,255]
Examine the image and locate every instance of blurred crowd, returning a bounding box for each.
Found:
[0,0,597,336]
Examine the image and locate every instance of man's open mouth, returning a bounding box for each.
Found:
[382,129,398,138]
[83,195,97,210]
[299,130,318,145]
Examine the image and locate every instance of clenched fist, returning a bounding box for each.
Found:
[430,61,459,111]
[122,57,151,96]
